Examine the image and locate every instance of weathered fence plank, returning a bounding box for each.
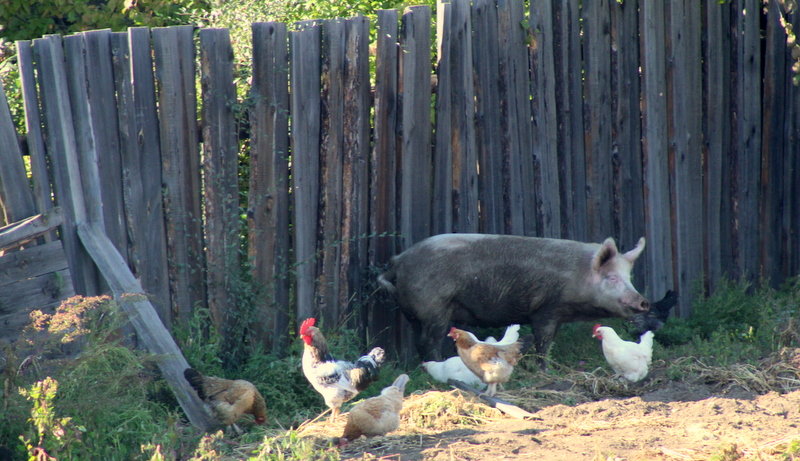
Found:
[448,0,478,233]
[668,0,704,315]
[369,9,401,353]
[611,0,645,262]
[433,1,453,236]
[640,1,674,301]
[200,28,241,350]
[498,0,536,236]
[153,26,206,324]
[83,29,128,259]
[530,0,560,238]
[17,41,53,223]
[0,80,36,225]
[759,1,788,285]
[551,0,586,240]
[33,35,99,296]
[248,22,290,353]
[472,0,504,235]
[400,6,432,247]
[787,7,800,278]
[733,0,762,282]
[76,221,215,431]
[291,21,322,325]
[582,0,614,243]
[703,1,732,292]
[341,16,371,331]
[318,19,345,328]
[114,28,171,324]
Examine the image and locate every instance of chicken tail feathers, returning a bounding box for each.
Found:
[349,347,386,391]
[184,368,206,400]
[639,330,655,349]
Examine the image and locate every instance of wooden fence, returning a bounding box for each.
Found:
[1,0,799,360]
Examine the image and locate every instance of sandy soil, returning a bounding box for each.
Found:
[318,354,800,460]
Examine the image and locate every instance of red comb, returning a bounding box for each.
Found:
[299,318,316,336]
[592,323,602,333]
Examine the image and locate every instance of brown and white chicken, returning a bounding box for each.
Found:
[339,373,410,445]
[447,327,522,396]
[183,368,267,433]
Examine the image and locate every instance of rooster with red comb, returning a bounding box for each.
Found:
[299,318,386,421]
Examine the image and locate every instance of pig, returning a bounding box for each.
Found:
[378,233,649,366]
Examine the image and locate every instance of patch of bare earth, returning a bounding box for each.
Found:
[301,349,800,460]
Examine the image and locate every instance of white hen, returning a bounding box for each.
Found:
[592,324,653,382]
[422,324,521,389]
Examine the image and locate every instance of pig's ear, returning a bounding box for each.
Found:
[622,237,646,263]
[592,238,618,272]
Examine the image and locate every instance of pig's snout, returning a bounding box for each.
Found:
[635,299,650,312]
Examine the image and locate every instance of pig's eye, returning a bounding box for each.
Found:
[606,274,620,284]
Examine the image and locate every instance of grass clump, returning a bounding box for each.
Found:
[401,390,501,430]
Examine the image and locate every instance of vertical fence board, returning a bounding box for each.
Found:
[640,1,674,300]
[472,0,504,234]
[433,2,453,235]
[787,8,800,278]
[249,22,290,354]
[16,41,52,221]
[400,6,432,247]
[498,0,535,236]
[668,0,704,315]
[32,35,97,295]
[530,0,560,238]
[83,30,128,259]
[341,16,371,332]
[551,0,586,240]
[370,9,401,353]
[448,0,478,233]
[582,0,614,242]
[759,1,787,284]
[611,0,645,262]
[126,27,171,324]
[0,82,36,223]
[704,2,732,292]
[153,26,206,323]
[291,21,322,325]
[200,29,241,352]
[733,0,762,282]
[318,19,345,328]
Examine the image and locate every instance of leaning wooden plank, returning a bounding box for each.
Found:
[76,221,215,431]
[291,21,321,324]
[448,379,539,420]
[248,22,290,354]
[16,40,54,223]
[199,28,241,338]
[0,79,36,223]
[0,207,63,251]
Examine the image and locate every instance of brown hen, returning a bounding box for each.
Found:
[184,368,266,433]
[340,374,409,445]
[447,327,522,396]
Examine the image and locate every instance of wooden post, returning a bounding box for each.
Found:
[0,80,36,224]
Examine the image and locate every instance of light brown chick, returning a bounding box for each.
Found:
[447,327,522,396]
[184,368,267,433]
[340,374,410,445]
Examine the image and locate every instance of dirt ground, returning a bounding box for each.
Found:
[301,352,800,460]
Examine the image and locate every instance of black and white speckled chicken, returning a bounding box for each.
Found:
[299,317,385,421]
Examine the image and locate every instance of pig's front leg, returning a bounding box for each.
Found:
[531,318,560,369]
